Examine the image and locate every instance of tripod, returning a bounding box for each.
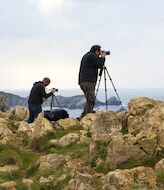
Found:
[50,94,61,110]
[95,66,125,111]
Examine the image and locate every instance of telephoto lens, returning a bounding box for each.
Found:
[106,51,110,55]
[102,50,110,55]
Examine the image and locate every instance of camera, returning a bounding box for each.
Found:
[52,88,58,92]
[102,50,110,55]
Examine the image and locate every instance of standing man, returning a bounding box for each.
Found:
[27,77,56,123]
[78,45,107,118]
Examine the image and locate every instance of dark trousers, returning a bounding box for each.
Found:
[28,104,42,123]
[80,82,96,118]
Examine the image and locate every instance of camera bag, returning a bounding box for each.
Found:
[44,95,69,121]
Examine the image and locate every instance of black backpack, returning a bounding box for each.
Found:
[44,95,69,121]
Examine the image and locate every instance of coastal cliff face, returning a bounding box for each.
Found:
[0,91,121,110]
[0,97,163,190]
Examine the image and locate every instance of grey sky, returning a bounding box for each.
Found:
[0,0,163,89]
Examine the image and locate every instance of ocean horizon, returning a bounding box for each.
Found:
[2,88,164,118]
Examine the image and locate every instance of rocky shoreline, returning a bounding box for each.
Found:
[0,97,163,189]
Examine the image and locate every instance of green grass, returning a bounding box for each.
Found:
[49,143,89,159]
[0,143,40,182]
[121,125,128,134]
[141,155,163,167]
[90,144,108,167]
[54,125,83,140]
[156,172,164,185]
[16,182,28,190]
[30,131,56,152]
[0,171,22,182]
[95,161,109,174]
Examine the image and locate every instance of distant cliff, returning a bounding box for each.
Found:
[0,91,120,109]
[0,91,27,107]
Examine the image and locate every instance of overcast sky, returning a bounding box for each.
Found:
[0,0,163,90]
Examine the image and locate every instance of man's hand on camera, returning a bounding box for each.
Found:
[100,51,107,58]
[51,88,58,93]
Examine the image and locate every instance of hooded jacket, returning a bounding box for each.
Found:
[28,81,53,105]
[78,52,105,84]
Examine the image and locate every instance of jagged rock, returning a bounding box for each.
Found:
[126,97,164,155]
[0,118,14,144]
[0,181,16,190]
[102,166,157,190]
[155,158,164,172]
[13,106,28,121]
[80,112,100,130]
[0,165,19,173]
[18,121,33,132]
[128,97,157,115]
[39,174,67,187]
[37,153,69,171]
[50,133,80,147]
[32,113,54,139]
[67,172,100,190]
[106,134,146,170]
[127,97,163,135]
[0,96,9,112]
[90,111,122,143]
[136,128,157,155]
[79,130,91,145]
[55,118,80,130]
[22,179,33,186]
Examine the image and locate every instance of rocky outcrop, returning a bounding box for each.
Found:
[103,166,157,190]
[0,96,163,190]
[0,118,14,144]
[106,134,146,170]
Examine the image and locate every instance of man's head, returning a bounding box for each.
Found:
[90,45,101,56]
[42,77,51,86]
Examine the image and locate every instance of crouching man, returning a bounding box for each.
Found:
[27,77,56,123]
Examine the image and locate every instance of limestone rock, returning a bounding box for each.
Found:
[0,181,16,190]
[155,158,164,172]
[0,96,9,112]
[102,166,157,190]
[22,179,33,186]
[50,133,80,147]
[0,165,19,173]
[80,113,98,130]
[127,97,164,136]
[90,111,122,143]
[79,130,91,145]
[106,134,146,170]
[32,113,54,139]
[136,128,157,155]
[37,153,68,171]
[56,118,80,130]
[13,106,28,121]
[67,172,99,190]
[0,118,14,144]
[128,97,157,116]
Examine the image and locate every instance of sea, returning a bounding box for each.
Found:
[4,88,164,118]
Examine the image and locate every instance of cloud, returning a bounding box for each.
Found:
[31,0,72,14]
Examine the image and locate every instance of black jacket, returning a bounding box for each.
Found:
[78,52,105,84]
[28,81,53,105]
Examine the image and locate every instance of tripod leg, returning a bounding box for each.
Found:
[54,95,62,109]
[95,70,103,99]
[105,67,125,110]
[104,68,108,111]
